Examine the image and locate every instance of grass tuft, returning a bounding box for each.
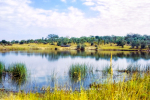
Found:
[0,61,5,74]
[8,63,27,78]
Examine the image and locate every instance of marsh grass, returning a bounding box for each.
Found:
[3,73,150,100]
[8,63,27,78]
[117,64,150,73]
[0,61,5,74]
[69,63,93,82]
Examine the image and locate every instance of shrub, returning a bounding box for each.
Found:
[77,44,80,50]
[81,45,85,51]
[57,41,61,46]
[148,45,150,49]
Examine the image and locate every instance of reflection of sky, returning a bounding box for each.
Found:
[0,51,150,92]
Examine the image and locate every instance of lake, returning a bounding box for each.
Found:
[0,50,150,92]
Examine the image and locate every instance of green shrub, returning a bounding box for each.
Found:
[77,44,80,50]
[81,45,85,51]
[57,41,61,46]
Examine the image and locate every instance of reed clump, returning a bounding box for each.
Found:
[8,63,27,78]
[0,62,5,74]
[69,63,87,81]
[69,63,93,82]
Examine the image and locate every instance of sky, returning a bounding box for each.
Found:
[0,0,150,41]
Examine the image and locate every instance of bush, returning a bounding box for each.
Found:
[91,42,94,46]
[57,41,61,46]
[51,43,54,45]
[81,45,85,51]
[148,45,150,49]
[77,44,80,50]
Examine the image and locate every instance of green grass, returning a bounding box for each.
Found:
[2,73,150,100]
[69,63,93,82]
[0,61,5,74]
[8,63,27,78]
[102,65,112,74]
[8,63,27,86]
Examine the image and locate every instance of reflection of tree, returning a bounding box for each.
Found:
[5,51,150,62]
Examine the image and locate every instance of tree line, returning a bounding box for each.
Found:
[0,33,150,49]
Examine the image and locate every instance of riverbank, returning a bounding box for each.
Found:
[0,43,149,51]
[1,72,149,100]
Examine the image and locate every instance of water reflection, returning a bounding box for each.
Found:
[1,51,149,62]
[0,50,150,92]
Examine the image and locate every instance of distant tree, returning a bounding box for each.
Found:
[47,34,59,44]
[47,34,59,40]
[11,40,15,44]
[1,40,7,44]
[141,40,147,49]
[116,37,126,48]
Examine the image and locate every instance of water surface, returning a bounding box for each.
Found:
[0,50,150,92]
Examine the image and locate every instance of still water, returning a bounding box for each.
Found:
[0,50,150,92]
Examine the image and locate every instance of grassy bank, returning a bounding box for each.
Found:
[1,72,149,100]
[0,43,149,51]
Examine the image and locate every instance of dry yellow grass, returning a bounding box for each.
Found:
[0,43,148,51]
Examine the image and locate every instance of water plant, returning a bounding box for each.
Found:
[69,63,90,82]
[8,63,27,78]
[0,61,5,74]
[126,64,140,73]
[3,73,150,100]
[8,63,27,86]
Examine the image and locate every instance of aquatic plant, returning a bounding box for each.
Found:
[126,64,140,73]
[102,65,112,74]
[3,73,150,100]
[8,63,27,78]
[8,63,27,86]
[69,63,91,82]
[0,61,5,74]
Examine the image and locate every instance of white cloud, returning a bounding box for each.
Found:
[0,0,150,40]
[61,0,66,3]
[83,1,95,6]
[72,0,76,2]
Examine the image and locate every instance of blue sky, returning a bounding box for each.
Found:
[0,0,150,41]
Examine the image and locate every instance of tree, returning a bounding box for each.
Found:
[47,34,59,40]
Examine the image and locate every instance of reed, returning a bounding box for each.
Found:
[8,63,27,78]
[3,73,150,100]
[69,63,93,82]
[0,61,5,74]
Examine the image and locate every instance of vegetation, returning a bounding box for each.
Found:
[1,73,149,100]
[117,64,150,73]
[0,62,27,86]
[0,62,5,74]
[69,63,88,82]
[0,33,150,51]
[8,63,27,78]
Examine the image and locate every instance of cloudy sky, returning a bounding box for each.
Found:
[0,0,150,40]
